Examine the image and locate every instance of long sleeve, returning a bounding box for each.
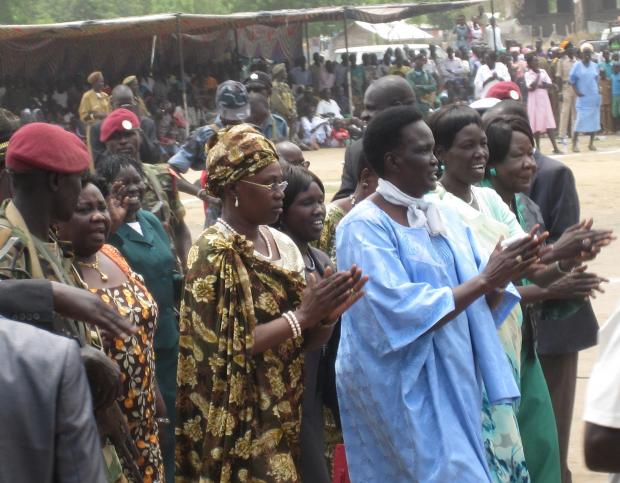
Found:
[54,339,106,483]
[0,279,55,329]
[332,139,362,200]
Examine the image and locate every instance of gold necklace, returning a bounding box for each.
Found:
[77,254,109,282]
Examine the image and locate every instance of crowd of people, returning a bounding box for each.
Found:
[2,20,620,483]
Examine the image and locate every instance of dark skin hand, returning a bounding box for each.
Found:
[252,265,367,355]
[51,281,135,339]
[584,422,620,473]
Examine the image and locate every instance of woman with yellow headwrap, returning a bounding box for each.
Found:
[175,124,366,482]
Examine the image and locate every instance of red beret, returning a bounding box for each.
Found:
[485,81,522,101]
[100,108,140,143]
[6,122,90,174]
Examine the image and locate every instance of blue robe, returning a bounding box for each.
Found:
[569,61,601,133]
[335,199,520,482]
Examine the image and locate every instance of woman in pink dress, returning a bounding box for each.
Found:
[525,53,561,154]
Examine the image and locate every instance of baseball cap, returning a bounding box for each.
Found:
[216,81,251,122]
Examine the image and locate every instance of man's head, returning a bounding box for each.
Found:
[272,63,287,81]
[215,80,250,125]
[313,53,321,65]
[320,89,331,101]
[414,54,426,70]
[122,75,140,96]
[361,75,416,123]
[248,92,271,127]
[244,71,272,97]
[100,108,141,160]
[7,122,91,222]
[581,43,593,63]
[603,50,610,61]
[110,85,137,114]
[276,141,308,167]
[87,71,105,92]
[447,47,454,59]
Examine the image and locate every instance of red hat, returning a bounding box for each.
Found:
[485,81,522,101]
[100,108,140,143]
[6,122,90,174]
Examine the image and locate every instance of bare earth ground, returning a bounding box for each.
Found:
[180,136,620,482]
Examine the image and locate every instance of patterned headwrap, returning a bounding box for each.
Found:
[206,123,278,197]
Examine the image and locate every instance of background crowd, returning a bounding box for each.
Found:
[1,14,620,483]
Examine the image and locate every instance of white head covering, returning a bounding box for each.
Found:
[376,179,446,236]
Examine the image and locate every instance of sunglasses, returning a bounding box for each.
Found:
[239,179,288,193]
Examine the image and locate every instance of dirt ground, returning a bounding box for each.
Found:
[180,136,620,482]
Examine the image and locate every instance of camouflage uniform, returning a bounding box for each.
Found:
[0,199,132,482]
[141,163,186,240]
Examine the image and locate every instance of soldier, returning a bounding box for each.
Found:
[271,63,299,140]
[0,108,20,202]
[1,122,139,482]
[98,108,192,266]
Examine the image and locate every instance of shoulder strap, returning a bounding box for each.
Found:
[0,202,45,278]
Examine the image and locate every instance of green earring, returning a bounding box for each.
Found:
[489,167,497,177]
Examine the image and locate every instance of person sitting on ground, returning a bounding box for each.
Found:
[299,100,331,149]
[406,54,437,117]
[248,92,289,142]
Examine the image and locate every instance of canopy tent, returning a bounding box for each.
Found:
[0,2,482,41]
[0,1,482,117]
[354,20,433,41]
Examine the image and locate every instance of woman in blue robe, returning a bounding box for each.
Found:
[335,105,545,482]
[569,43,601,152]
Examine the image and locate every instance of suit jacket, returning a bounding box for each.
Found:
[0,317,105,483]
[529,151,598,354]
[332,138,363,201]
[0,279,54,329]
[90,116,161,164]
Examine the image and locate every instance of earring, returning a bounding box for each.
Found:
[234,195,239,208]
[489,168,497,177]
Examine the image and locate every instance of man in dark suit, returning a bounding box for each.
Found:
[89,84,160,164]
[332,75,415,200]
[0,316,106,483]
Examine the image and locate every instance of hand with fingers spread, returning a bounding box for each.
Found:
[106,181,130,234]
[295,264,368,330]
[545,219,615,266]
[546,265,609,300]
[483,227,548,288]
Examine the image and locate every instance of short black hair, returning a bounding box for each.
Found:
[428,104,481,151]
[81,171,109,198]
[95,153,144,188]
[484,115,534,171]
[281,164,324,215]
[363,105,423,176]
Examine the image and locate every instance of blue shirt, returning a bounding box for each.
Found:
[167,118,224,173]
[569,61,601,109]
[611,71,620,97]
[260,113,289,142]
[335,199,519,482]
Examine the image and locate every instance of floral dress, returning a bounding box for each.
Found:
[93,244,164,483]
[176,224,307,482]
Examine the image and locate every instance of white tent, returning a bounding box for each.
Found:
[355,20,433,41]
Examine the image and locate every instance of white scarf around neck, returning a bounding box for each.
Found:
[376,178,446,237]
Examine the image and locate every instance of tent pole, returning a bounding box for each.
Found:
[149,35,157,76]
[490,0,497,53]
[176,14,190,136]
[343,10,354,116]
[304,22,311,64]
[234,28,240,81]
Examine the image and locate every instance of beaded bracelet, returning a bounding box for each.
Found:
[283,311,300,338]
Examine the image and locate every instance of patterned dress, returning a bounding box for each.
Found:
[176,224,307,482]
[93,244,163,483]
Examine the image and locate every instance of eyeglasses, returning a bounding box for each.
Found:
[240,179,288,192]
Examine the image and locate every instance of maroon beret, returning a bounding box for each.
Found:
[100,108,140,143]
[485,81,522,101]
[6,122,91,174]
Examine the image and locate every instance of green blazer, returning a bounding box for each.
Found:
[109,209,179,350]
